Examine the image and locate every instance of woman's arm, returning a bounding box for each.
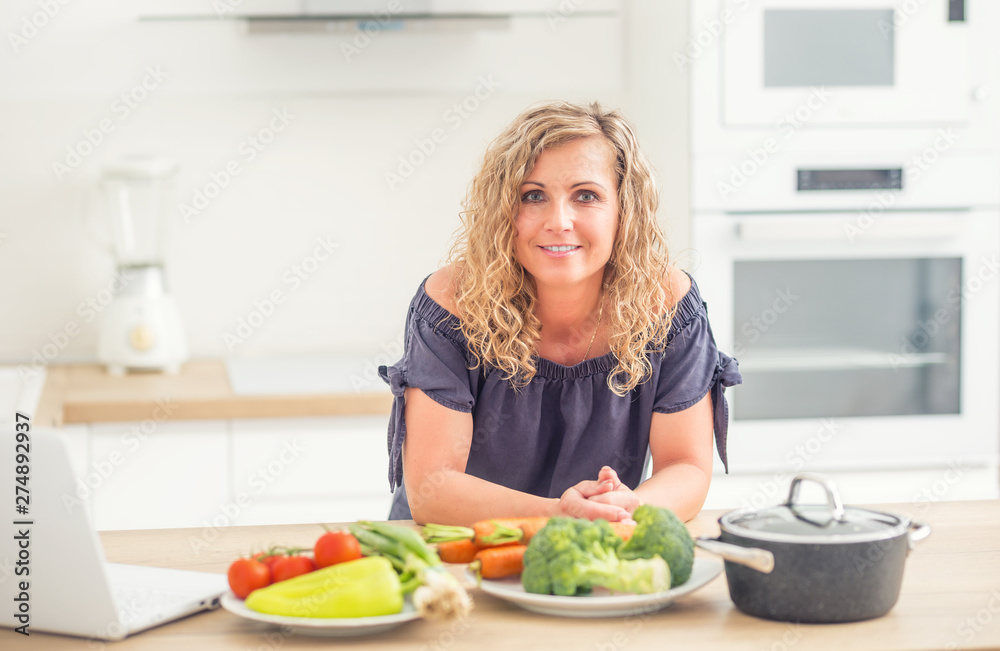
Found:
[401,386,631,525]
[633,392,715,521]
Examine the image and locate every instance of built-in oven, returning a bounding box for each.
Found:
[691,154,999,475]
[721,0,974,127]
[688,0,1000,492]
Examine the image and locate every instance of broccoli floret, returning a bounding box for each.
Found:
[618,504,695,587]
[521,518,671,596]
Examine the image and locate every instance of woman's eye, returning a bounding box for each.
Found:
[522,190,544,203]
[578,191,599,202]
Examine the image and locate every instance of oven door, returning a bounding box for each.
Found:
[693,210,999,473]
[722,0,970,126]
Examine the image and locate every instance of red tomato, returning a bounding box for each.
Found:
[314,531,362,568]
[253,552,283,574]
[271,555,316,582]
[228,558,271,599]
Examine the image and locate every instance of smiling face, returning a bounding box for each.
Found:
[513,136,620,291]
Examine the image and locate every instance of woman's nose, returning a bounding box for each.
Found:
[543,198,573,232]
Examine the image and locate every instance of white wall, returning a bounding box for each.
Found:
[0,0,691,365]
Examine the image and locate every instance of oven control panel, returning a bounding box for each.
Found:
[797,168,903,192]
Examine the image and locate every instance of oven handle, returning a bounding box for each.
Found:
[736,216,965,242]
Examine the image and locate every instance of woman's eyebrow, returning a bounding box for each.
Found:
[520,180,607,190]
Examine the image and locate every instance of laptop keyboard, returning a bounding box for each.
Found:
[102,563,227,635]
[112,585,192,623]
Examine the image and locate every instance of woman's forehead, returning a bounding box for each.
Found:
[525,137,616,185]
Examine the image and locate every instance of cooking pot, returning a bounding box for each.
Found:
[694,473,931,623]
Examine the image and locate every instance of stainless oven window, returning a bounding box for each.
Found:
[733,258,962,421]
[764,10,895,88]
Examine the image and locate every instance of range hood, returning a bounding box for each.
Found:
[140,0,618,20]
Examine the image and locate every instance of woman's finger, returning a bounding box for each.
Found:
[561,496,631,522]
[558,486,630,521]
[597,466,622,489]
[572,477,615,499]
[587,489,641,513]
[578,502,631,522]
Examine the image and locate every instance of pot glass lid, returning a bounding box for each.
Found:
[726,504,903,538]
[723,473,907,541]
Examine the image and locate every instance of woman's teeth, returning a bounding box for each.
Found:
[541,245,579,252]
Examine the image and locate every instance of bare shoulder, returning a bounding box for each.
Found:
[424,264,460,317]
[662,264,692,312]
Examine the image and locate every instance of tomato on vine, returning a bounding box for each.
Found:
[271,555,317,582]
[314,530,362,568]
[227,558,271,598]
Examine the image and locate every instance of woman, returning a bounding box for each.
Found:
[379,100,741,525]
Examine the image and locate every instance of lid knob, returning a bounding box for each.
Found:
[785,473,847,522]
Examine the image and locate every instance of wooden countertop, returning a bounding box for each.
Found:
[34,360,393,426]
[6,500,1000,650]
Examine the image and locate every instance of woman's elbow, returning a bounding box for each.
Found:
[402,469,453,525]
[679,465,712,521]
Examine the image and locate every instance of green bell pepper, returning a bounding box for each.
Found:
[245,555,403,618]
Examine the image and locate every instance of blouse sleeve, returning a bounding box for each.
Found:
[652,302,742,473]
[378,299,476,493]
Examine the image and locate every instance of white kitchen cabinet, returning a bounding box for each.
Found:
[32,415,390,530]
[230,415,392,525]
[11,364,394,529]
[88,420,229,530]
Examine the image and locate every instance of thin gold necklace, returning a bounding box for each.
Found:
[580,293,605,364]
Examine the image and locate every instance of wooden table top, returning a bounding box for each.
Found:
[34,360,392,426]
[6,500,1000,650]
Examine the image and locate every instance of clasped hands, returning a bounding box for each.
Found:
[556,465,640,523]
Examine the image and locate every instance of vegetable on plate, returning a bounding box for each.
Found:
[245,556,403,618]
[314,529,363,568]
[436,538,482,564]
[521,517,670,596]
[228,558,272,599]
[618,504,695,588]
[270,555,317,583]
[470,544,527,580]
[472,518,548,546]
[423,516,635,550]
[349,521,473,619]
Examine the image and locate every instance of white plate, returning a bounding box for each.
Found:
[470,557,723,618]
[220,592,420,637]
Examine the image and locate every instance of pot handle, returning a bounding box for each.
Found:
[907,521,932,551]
[786,472,847,522]
[696,537,775,574]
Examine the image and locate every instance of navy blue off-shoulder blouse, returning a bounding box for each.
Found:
[378,274,741,520]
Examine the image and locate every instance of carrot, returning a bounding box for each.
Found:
[471,516,633,546]
[610,521,635,541]
[436,538,481,564]
[470,545,527,580]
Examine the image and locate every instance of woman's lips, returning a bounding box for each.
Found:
[539,245,581,258]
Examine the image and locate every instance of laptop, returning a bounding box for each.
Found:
[0,430,228,641]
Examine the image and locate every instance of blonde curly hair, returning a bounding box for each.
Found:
[447,100,674,395]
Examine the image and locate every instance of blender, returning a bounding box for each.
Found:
[96,156,188,375]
